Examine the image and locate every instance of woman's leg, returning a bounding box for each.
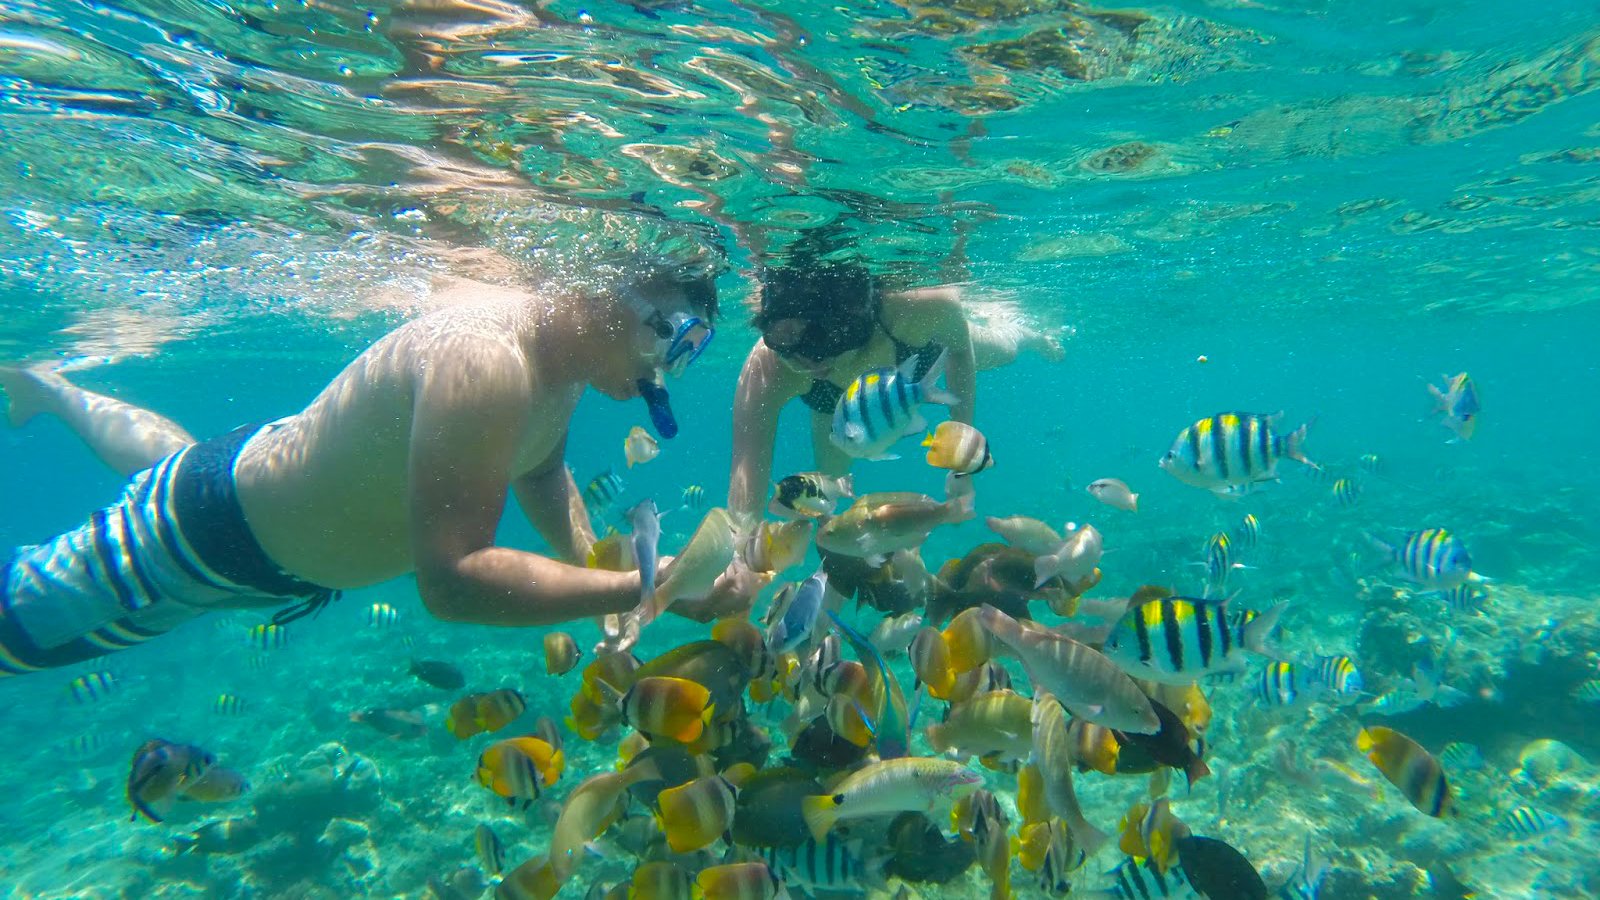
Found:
[0,367,194,477]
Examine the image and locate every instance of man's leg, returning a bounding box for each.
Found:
[0,367,194,477]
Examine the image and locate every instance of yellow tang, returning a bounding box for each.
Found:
[1358,726,1454,817]
[940,608,994,676]
[1016,763,1052,828]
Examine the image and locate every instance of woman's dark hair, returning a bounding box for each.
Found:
[753,244,883,360]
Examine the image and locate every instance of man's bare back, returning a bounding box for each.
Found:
[237,291,583,589]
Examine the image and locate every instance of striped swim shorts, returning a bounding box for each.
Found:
[0,423,336,675]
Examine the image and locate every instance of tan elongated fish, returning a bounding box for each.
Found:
[816,482,975,566]
[800,757,983,842]
[1032,692,1110,857]
[978,604,1159,734]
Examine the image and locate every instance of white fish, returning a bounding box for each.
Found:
[624,426,660,468]
[984,516,1062,556]
[1033,523,1103,589]
[1086,478,1139,512]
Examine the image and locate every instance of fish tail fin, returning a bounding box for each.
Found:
[1243,600,1290,657]
[945,479,977,524]
[918,350,960,408]
[1033,548,1062,589]
[1185,757,1212,789]
[1283,416,1316,467]
[1071,815,1110,860]
[171,834,197,855]
[800,794,841,843]
[922,431,936,448]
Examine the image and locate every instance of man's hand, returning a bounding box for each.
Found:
[670,559,772,623]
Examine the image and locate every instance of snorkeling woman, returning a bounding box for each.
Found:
[727,251,1060,522]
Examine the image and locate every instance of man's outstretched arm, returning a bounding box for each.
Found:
[407,344,640,626]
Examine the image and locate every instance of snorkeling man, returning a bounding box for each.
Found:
[0,254,735,676]
[727,248,1063,521]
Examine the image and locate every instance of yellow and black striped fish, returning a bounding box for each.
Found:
[475,823,505,878]
[1255,661,1304,708]
[248,624,288,650]
[681,484,706,511]
[1358,725,1453,817]
[1232,513,1260,550]
[585,470,625,511]
[475,736,564,809]
[213,693,245,716]
[68,670,117,704]
[1332,478,1361,507]
[367,603,399,628]
[1159,412,1315,494]
[1102,593,1287,684]
[448,689,528,740]
[1370,528,1472,590]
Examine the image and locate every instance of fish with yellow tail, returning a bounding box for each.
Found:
[800,757,983,842]
[941,607,997,676]
[925,689,1034,763]
[1031,692,1110,857]
[1100,588,1287,685]
[831,350,960,460]
[475,736,565,810]
[911,625,958,699]
[815,478,976,566]
[1357,725,1455,817]
[596,675,716,744]
[496,854,563,900]
[923,421,993,477]
[1159,411,1315,495]
[630,861,694,900]
[1014,818,1081,896]
[979,604,1160,734]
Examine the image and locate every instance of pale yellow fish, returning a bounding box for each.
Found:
[924,689,1033,761]
[740,519,814,575]
[1086,477,1139,512]
[800,757,983,842]
[923,421,993,476]
[815,487,974,564]
[1031,692,1109,857]
[625,426,660,468]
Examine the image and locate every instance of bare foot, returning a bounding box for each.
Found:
[0,365,63,427]
[1026,325,1075,363]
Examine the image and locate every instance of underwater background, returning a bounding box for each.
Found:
[3,0,1600,897]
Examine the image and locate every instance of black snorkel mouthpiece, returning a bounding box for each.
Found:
[638,378,678,439]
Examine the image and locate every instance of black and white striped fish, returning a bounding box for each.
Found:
[68,670,118,704]
[1255,661,1306,708]
[1331,478,1361,507]
[1233,513,1260,550]
[1159,412,1315,495]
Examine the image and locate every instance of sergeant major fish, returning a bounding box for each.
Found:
[1101,590,1287,685]
[1159,412,1315,495]
[830,350,960,461]
[1428,372,1480,442]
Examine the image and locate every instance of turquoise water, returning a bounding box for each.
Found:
[3,0,1600,897]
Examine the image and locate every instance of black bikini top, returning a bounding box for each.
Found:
[798,315,942,415]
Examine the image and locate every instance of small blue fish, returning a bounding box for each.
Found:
[766,570,827,654]
[629,500,661,612]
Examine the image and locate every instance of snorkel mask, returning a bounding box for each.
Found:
[630,298,715,440]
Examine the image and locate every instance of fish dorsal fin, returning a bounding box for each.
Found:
[1127,585,1173,608]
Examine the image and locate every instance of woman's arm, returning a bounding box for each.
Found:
[728,342,805,521]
